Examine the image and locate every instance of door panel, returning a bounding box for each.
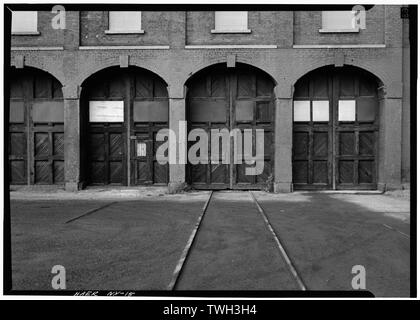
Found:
[187,65,274,189]
[293,67,379,190]
[9,132,27,184]
[88,127,125,185]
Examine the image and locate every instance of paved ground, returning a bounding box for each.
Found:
[9,189,411,296]
[10,192,208,290]
[254,192,410,296]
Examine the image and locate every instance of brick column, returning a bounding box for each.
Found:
[377,87,402,191]
[168,85,187,193]
[273,85,293,193]
[63,85,81,191]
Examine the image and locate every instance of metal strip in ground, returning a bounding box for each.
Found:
[382,224,410,239]
[167,191,213,291]
[249,191,307,291]
[65,202,118,224]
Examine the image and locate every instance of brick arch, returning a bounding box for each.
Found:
[75,59,169,89]
[289,59,387,91]
[10,64,65,88]
[181,58,278,88]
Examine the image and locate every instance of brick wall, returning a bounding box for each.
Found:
[9,6,411,186]
[11,10,64,47]
[186,11,292,46]
[79,11,172,46]
[293,6,385,45]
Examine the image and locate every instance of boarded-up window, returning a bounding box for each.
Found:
[338,100,356,122]
[236,100,254,121]
[293,101,310,122]
[12,11,38,33]
[189,101,227,122]
[256,102,271,122]
[321,11,357,31]
[89,101,124,122]
[312,101,329,122]
[214,11,248,32]
[9,101,25,123]
[108,11,142,32]
[133,101,168,122]
[357,98,376,122]
[32,101,64,123]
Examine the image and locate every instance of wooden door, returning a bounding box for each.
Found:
[188,68,230,189]
[85,70,127,185]
[131,72,169,185]
[293,70,333,189]
[187,65,274,189]
[232,69,274,189]
[83,68,169,186]
[334,71,379,189]
[292,67,378,190]
[9,69,64,185]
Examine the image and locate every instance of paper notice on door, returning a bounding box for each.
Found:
[137,142,147,157]
[89,101,124,122]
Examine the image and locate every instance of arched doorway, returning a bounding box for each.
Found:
[186,63,275,189]
[292,65,381,190]
[8,67,64,185]
[80,67,169,186]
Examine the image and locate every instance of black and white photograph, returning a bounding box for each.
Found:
[1,0,417,305]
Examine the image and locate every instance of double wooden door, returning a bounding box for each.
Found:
[292,67,379,190]
[9,68,64,185]
[83,68,169,186]
[187,65,274,189]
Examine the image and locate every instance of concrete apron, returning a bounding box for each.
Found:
[176,191,300,290]
[10,186,183,201]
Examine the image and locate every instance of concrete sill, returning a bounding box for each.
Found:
[105,30,145,34]
[12,31,40,36]
[211,29,252,34]
[319,28,360,33]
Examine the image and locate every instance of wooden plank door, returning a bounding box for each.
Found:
[9,69,64,185]
[232,69,274,189]
[84,68,169,186]
[187,65,275,189]
[187,68,230,189]
[293,70,333,190]
[85,69,127,185]
[334,70,379,189]
[293,67,378,190]
[88,124,125,185]
[131,71,169,185]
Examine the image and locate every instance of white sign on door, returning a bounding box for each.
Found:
[137,142,147,157]
[89,101,124,122]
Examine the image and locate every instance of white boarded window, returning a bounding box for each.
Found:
[12,11,38,33]
[320,11,359,32]
[338,100,356,121]
[312,101,329,121]
[213,11,250,33]
[107,11,143,33]
[89,101,124,122]
[293,101,310,122]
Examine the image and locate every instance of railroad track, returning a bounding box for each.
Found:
[168,190,306,291]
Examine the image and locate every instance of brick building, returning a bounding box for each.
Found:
[7,6,411,193]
